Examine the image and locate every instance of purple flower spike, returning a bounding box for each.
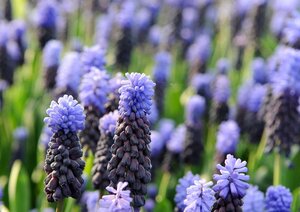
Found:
[265,185,292,212]
[35,0,58,28]
[213,154,249,199]
[99,182,132,211]
[150,131,164,157]
[158,118,175,143]
[184,180,215,212]
[185,95,206,126]
[44,95,85,133]
[152,51,172,83]
[43,40,63,68]
[174,171,201,211]
[251,58,268,84]
[247,85,266,112]
[213,75,231,104]
[191,73,213,98]
[99,110,118,135]
[243,185,265,212]
[216,58,231,75]
[79,68,110,113]
[119,73,155,118]
[81,45,106,73]
[216,121,240,155]
[167,124,186,154]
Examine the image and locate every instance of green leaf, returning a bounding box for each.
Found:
[154,199,172,212]
[8,160,31,212]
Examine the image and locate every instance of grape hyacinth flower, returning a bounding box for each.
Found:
[148,101,158,128]
[0,80,8,109]
[0,22,16,85]
[251,58,268,84]
[144,199,155,212]
[233,33,248,70]
[80,191,99,212]
[215,120,240,165]
[39,125,53,151]
[163,124,186,172]
[191,73,213,101]
[157,118,175,144]
[243,185,265,212]
[81,45,106,73]
[183,95,206,165]
[212,154,250,211]
[107,73,155,208]
[265,185,292,212]
[43,40,63,90]
[34,0,58,48]
[43,95,85,202]
[11,20,27,66]
[79,68,110,154]
[152,51,172,116]
[211,75,230,123]
[149,131,163,179]
[11,127,29,164]
[244,85,266,143]
[135,8,152,44]
[92,110,118,191]
[174,171,200,212]
[99,182,132,211]
[115,1,135,70]
[106,73,124,113]
[55,52,82,99]
[216,58,231,75]
[184,179,215,212]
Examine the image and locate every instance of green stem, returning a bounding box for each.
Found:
[157,172,171,202]
[273,152,281,186]
[56,199,64,212]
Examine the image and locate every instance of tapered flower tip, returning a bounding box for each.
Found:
[150,131,164,157]
[79,67,110,112]
[81,45,106,73]
[118,0,136,28]
[237,82,252,108]
[247,85,266,112]
[191,73,213,97]
[119,73,155,118]
[175,171,201,211]
[13,127,28,142]
[184,179,215,212]
[216,58,231,75]
[34,0,58,28]
[148,25,161,46]
[213,75,231,103]
[0,22,9,47]
[243,185,265,212]
[166,124,186,153]
[135,8,151,30]
[282,16,300,46]
[152,51,172,83]
[187,34,211,63]
[99,182,132,211]
[43,40,63,68]
[251,58,268,84]
[99,110,118,135]
[216,120,240,155]
[265,185,292,212]
[148,102,158,125]
[11,20,26,41]
[213,154,249,199]
[44,95,85,133]
[185,95,206,126]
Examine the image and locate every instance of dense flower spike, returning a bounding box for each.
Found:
[174,172,200,211]
[80,191,99,212]
[212,154,249,211]
[243,185,265,212]
[81,45,106,73]
[265,185,292,212]
[35,0,58,48]
[92,111,118,190]
[43,40,63,90]
[251,58,268,84]
[11,20,27,66]
[99,182,132,211]
[157,118,175,143]
[149,131,163,179]
[183,95,205,165]
[43,95,85,202]
[55,52,82,99]
[216,58,231,75]
[191,73,213,100]
[106,73,124,113]
[152,51,172,116]
[211,75,230,123]
[184,180,215,212]
[108,72,154,208]
[11,127,28,164]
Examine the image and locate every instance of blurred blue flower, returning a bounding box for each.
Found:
[43,40,63,68]
[144,199,155,212]
[79,67,110,113]
[166,124,186,154]
[237,81,252,108]
[174,171,200,211]
[119,73,155,118]
[213,154,249,199]
[39,125,52,149]
[13,127,28,142]
[81,191,99,212]
[56,52,82,93]
[109,73,124,96]
[185,95,206,126]
[99,182,132,211]
[99,110,118,135]
[81,45,106,73]
[117,0,136,28]
[247,85,266,112]
[216,58,231,75]
[243,185,265,212]
[35,0,58,28]
[186,34,211,65]
[150,131,164,157]
[158,118,175,143]
[216,120,240,155]
[213,75,230,104]
[148,25,161,46]
[44,95,85,133]
[0,22,9,47]
[191,73,213,98]
[148,102,158,125]
[184,179,215,212]
[135,8,152,30]
[152,51,172,83]
[265,185,292,212]
[251,58,268,84]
